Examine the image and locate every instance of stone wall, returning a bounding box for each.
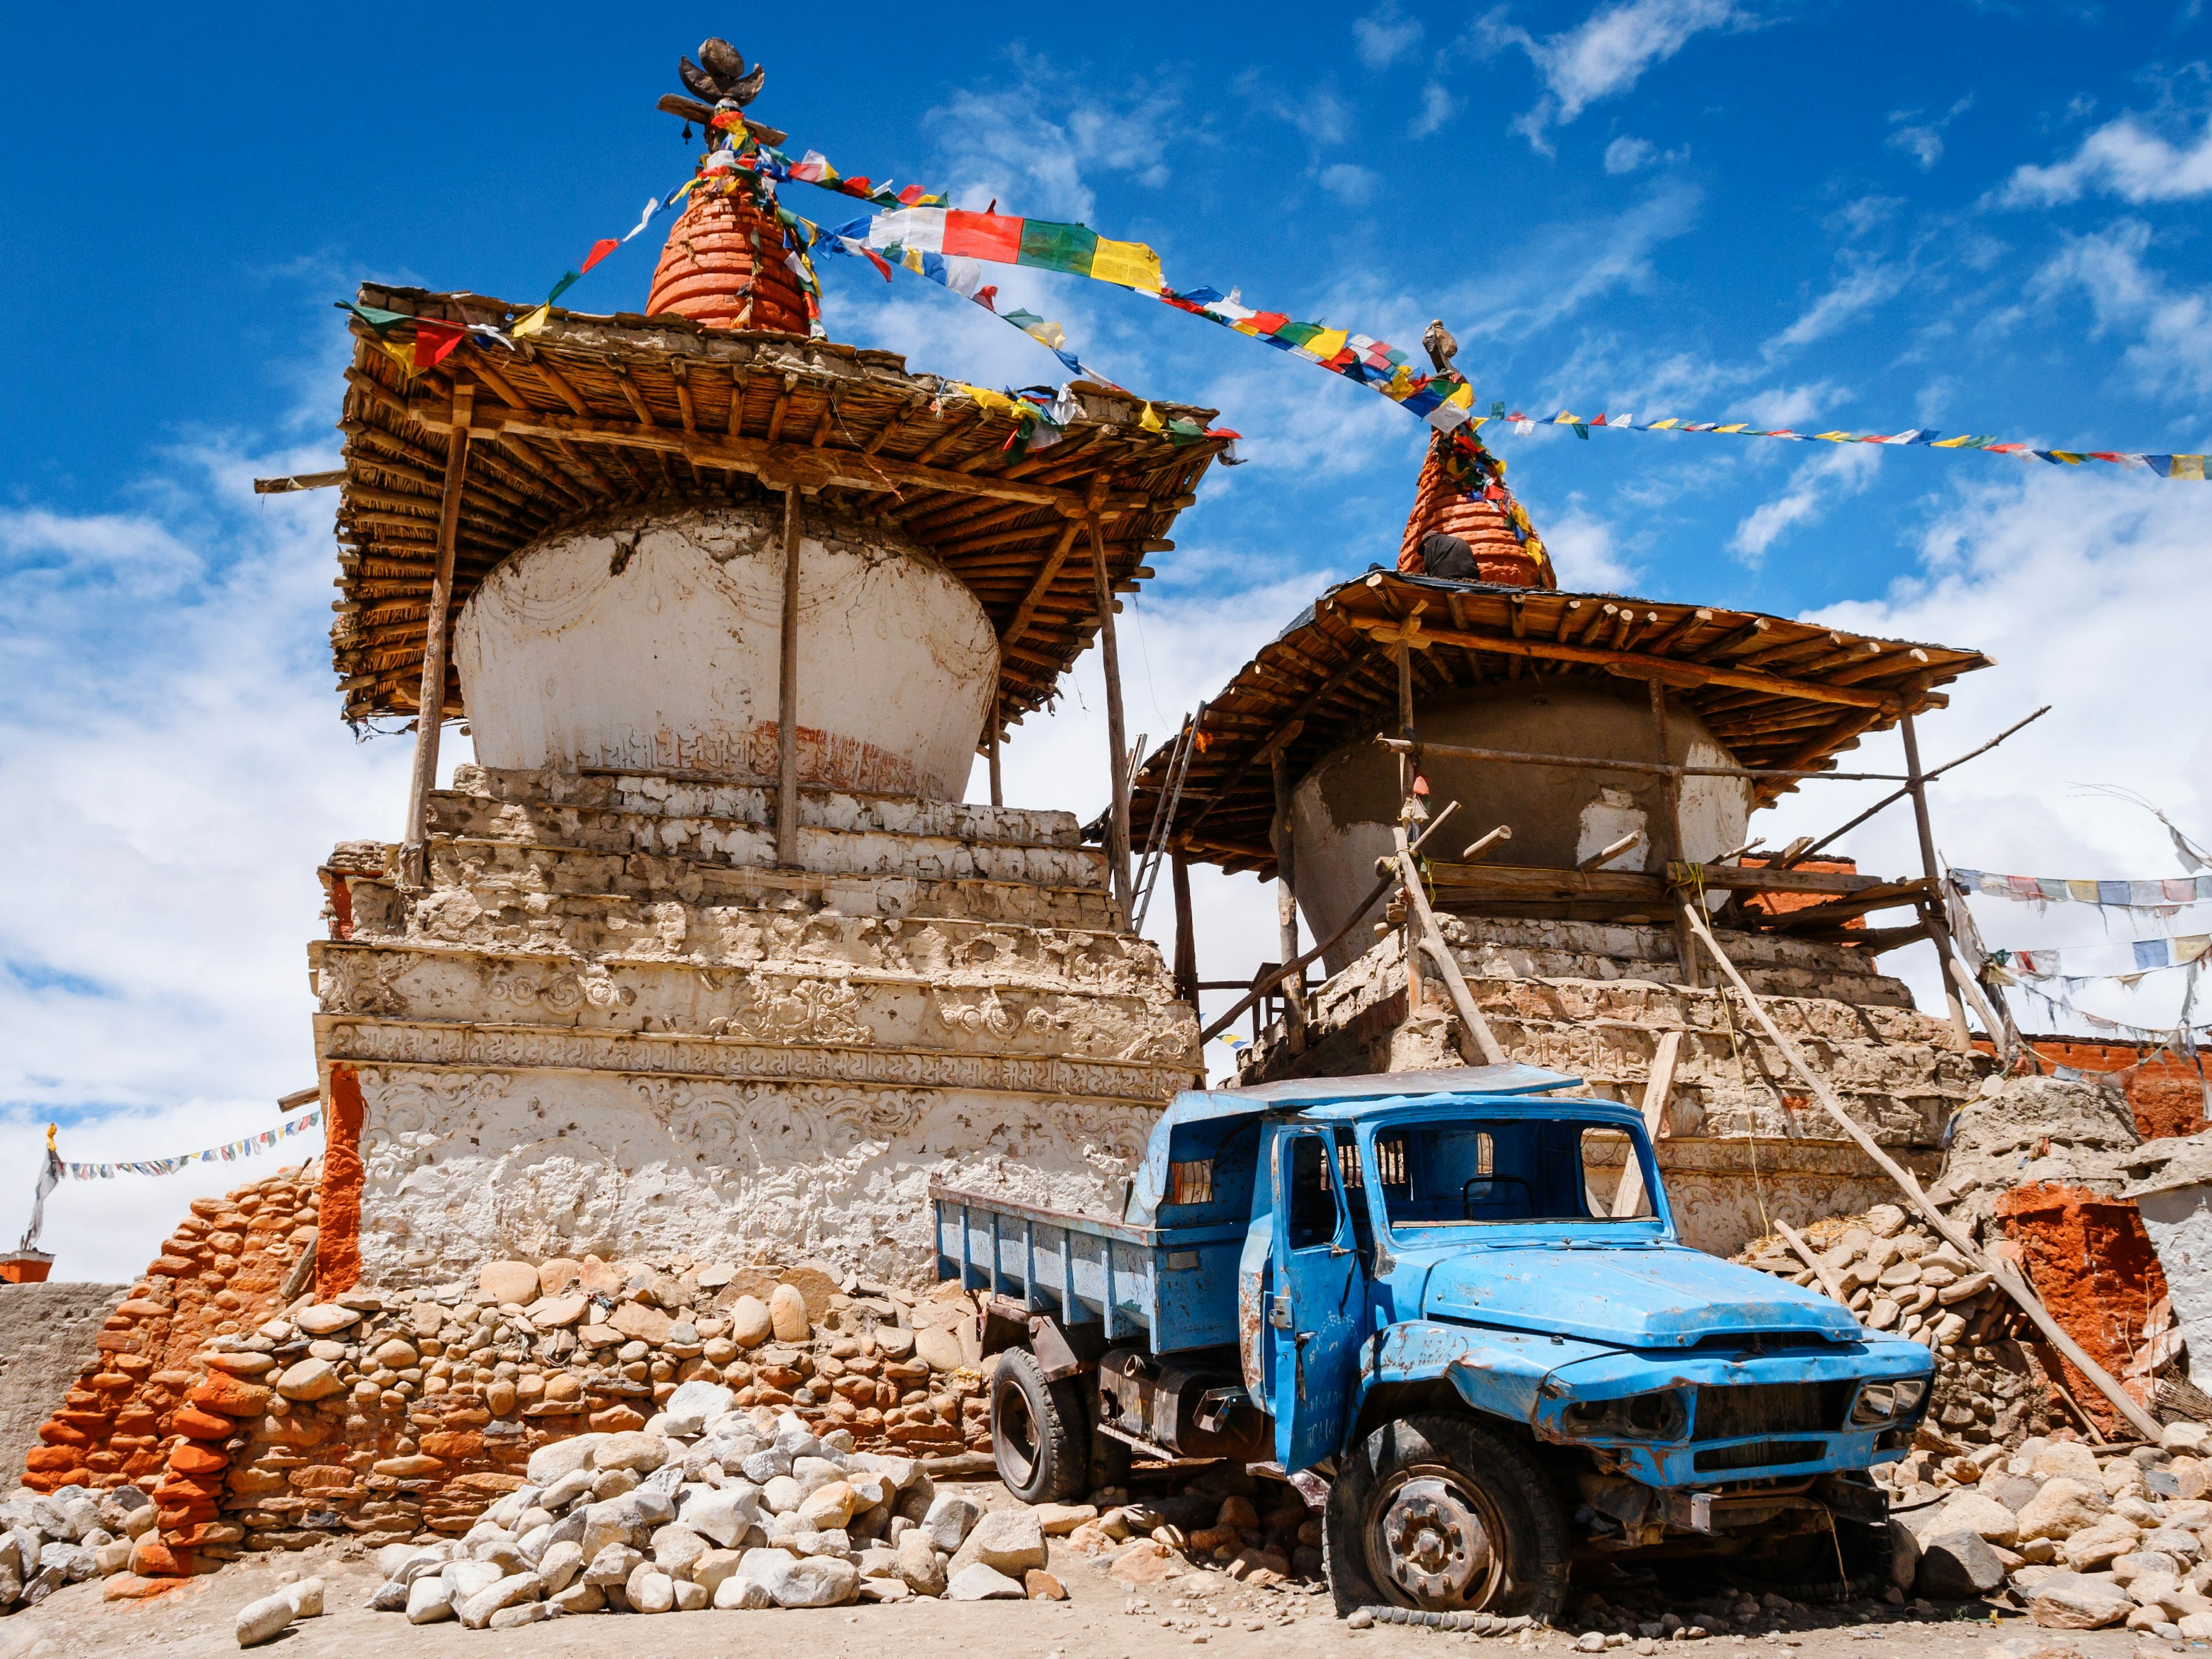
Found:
[11,1160,999,1576]
[0,1283,127,1491]
[1975,1035,2210,1142]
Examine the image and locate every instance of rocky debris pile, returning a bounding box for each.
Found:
[1737,1205,2049,1452]
[1893,1425,2212,1634]
[1927,1075,2141,1233]
[1055,1469,1325,1590]
[0,1486,155,1612]
[235,1574,323,1647]
[361,1401,1051,1626]
[186,1255,992,1558]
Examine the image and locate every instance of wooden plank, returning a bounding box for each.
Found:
[1423,862,1666,904]
[1612,1029,1680,1218]
[1343,613,1906,713]
[1679,902,2164,1441]
[1666,863,1902,897]
[411,397,1155,518]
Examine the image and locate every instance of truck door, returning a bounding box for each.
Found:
[1267,1127,1364,1470]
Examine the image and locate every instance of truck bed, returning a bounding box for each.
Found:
[928,1181,1247,1355]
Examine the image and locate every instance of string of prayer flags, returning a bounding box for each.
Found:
[2010,979,2212,1048]
[1952,868,2212,909]
[1988,935,2212,983]
[61,1109,323,1180]
[1494,410,2205,479]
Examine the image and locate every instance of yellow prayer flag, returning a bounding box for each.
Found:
[1088,237,1163,292]
[2175,454,2207,480]
[374,338,423,378]
[1304,329,1349,361]
[1714,423,1750,434]
[1930,435,1978,448]
[1382,365,1416,401]
[1553,412,1580,425]
[1815,431,1853,442]
[511,304,552,339]
[1647,418,1679,430]
[956,383,1022,418]
[1444,382,1474,409]
[1139,403,1165,433]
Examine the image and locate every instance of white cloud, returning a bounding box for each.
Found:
[1728,443,1881,562]
[2028,219,2212,399]
[1888,124,1944,169]
[925,59,1184,221]
[1319,162,1381,204]
[1448,177,1704,340]
[1999,110,2212,207]
[1410,82,1457,139]
[1354,1,1425,69]
[1482,0,1747,150]
[1542,502,1641,592]
[1604,135,1657,173]
[1749,471,2212,1037]
[1763,255,1908,356]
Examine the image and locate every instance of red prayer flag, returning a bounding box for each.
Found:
[942,210,1025,264]
[411,319,467,370]
[1246,312,1289,335]
[580,238,620,274]
[861,247,893,282]
[897,184,928,206]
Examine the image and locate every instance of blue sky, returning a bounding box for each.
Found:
[5,2,2212,1274]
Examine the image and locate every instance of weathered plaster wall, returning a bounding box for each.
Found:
[1290,680,1752,972]
[342,1065,1161,1290]
[453,503,998,802]
[0,1283,127,1490]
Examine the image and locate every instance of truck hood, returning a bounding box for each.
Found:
[1416,1242,1861,1348]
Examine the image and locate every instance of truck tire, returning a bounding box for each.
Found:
[990,1347,1086,1503]
[1325,1413,1570,1622]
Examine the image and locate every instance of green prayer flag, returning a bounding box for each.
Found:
[546,269,584,305]
[335,301,414,333]
[1017,220,1100,276]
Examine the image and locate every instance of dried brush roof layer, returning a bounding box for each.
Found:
[1133,568,1993,878]
[329,285,1228,732]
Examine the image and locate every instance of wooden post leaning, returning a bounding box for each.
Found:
[399,380,474,892]
[1677,899,2164,1441]
[1393,826,1509,1066]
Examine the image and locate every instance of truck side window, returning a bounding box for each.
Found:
[1285,1134,1340,1251]
[1581,1127,1653,1217]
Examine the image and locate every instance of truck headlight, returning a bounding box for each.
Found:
[1849,1378,1929,1427]
[1559,1388,1689,1442]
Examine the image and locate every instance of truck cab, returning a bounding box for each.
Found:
[938,1063,1933,1622]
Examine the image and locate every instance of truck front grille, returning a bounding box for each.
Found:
[1693,1439,1825,1472]
[1692,1381,1853,1441]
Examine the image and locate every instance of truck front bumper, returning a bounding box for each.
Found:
[1448,1338,1933,1488]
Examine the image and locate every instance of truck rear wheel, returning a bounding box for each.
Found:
[1325,1414,1570,1622]
[989,1347,1086,1503]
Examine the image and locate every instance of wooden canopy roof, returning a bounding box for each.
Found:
[328,285,1228,730]
[1130,569,1993,879]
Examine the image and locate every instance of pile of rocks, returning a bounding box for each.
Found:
[0,1486,155,1611]
[1892,1425,2212,1633]
[1056,1472,1324,1590]
[177,1255,991,1559]
[1737,1204,2048,1452]
[361,1400,1053,1627]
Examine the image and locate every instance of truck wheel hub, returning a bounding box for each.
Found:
[1378,1478,1491,1601]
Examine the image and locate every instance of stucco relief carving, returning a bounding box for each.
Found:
[704,976,872,1046]
[316,950,416,1016]
[935,986,1017,1037]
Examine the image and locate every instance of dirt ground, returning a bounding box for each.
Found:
[0,1480,2173,1659]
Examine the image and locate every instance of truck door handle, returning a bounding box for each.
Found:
[1269,1294,1293,1330]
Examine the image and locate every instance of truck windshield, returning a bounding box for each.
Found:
[1368,1118,1657,1232]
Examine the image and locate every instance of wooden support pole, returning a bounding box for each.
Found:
[1172,851,1199,1008]
[1652,683,1702,990]
[1089,513,1132,918]
[1677,900,2164,1441]
[1901,713,1973,1051]
[1612,1030,1680,1218]
[1271,746,1306,1051]
[986,701,1003,809]
[776,486,802,866]
[1395,827,1509,1066]
[399,381,473,890]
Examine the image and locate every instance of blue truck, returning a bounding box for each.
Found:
[931,1063,1934,1621]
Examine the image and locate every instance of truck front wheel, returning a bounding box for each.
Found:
[1325,1414,1570,1622]
[988,1347,1086,1503]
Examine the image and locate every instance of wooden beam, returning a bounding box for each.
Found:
[1172,851,1198,1006]
[399,382,472,889]
[1679,902,2163,1442]
[1091,514,1132,919]
[1612,1029,1680,1218]
[1270,744,1306,1051]
[1396,827,1508,1065]
[413,396,1157,518]
[1343,614,1905,713]
[776,487,802,866]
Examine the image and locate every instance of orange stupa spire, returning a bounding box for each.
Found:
[1396,441,1553,588]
